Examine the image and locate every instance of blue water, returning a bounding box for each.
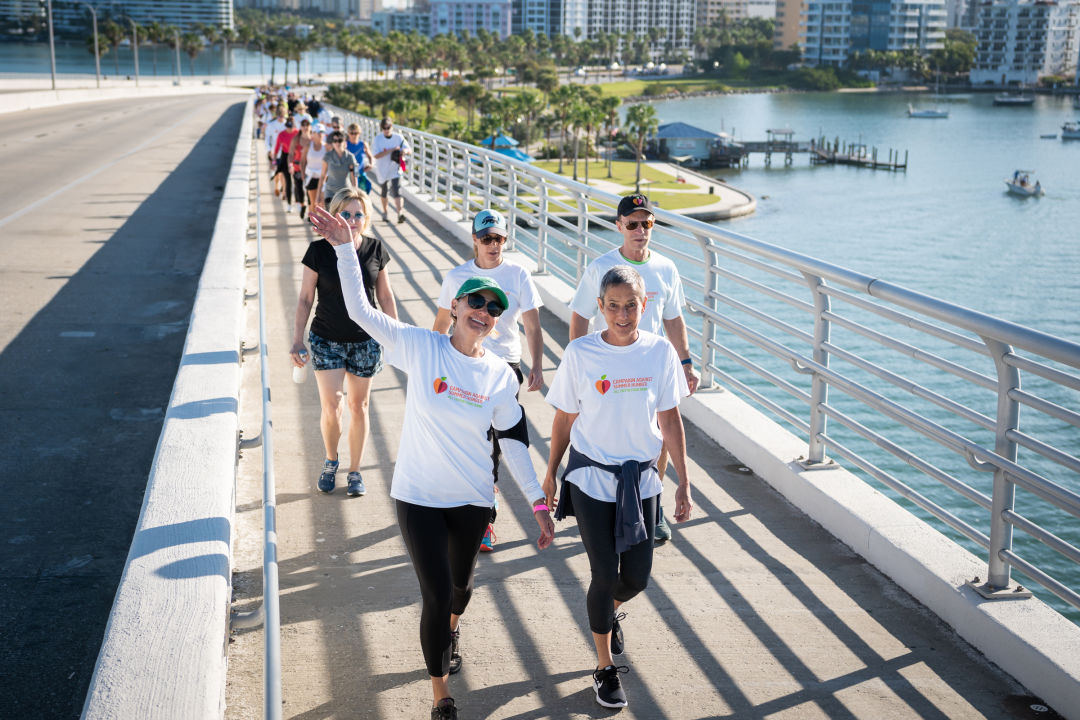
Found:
[0,40,366,79]
[636,92,1080,621]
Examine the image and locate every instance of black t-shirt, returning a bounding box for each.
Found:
[302,237,390,343]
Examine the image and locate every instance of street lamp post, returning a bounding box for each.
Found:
[75,1,101,89]
[129,19,139,87]
[174,29,181,84]
[46,0,57,90]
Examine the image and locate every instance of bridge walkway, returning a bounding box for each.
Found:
[224,152,1027,719]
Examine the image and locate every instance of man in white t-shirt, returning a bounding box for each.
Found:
[568,193,699,541]
[372,117,412,224]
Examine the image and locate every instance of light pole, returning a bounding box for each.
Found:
[128,19,139,87]
[46,0,57,90]
[74,1,101,89]
[174,28,181,84]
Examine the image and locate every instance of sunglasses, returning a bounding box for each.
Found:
[478,235,505,246]
[331,139,345,144]
[463,292,505,318]
[623,218,654,231]
[339,211,364,221]
[348,131,360,135]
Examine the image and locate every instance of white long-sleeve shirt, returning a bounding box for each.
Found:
[334,243,543,508]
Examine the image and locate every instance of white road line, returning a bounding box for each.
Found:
[0,103,211,231]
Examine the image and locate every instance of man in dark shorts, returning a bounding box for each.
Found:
[372,117,411,224]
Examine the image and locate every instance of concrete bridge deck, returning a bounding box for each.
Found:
[223,151,1034,719]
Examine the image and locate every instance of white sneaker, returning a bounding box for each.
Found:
[286,203,293,213]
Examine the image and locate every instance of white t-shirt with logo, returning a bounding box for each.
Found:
[568,248,686,336]
[437,259,543,364]
[334,244,541,509]
[546,330,688,502]
[372,132,410,183]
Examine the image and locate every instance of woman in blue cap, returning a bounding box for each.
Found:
[308,203,554,720]
[433,208,545,552]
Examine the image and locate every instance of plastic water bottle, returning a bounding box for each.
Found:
[293,350,308,383]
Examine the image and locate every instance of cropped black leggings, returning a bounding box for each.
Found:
[567,482,658,635]
[395,500,491,677]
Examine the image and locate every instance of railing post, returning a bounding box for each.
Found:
[984,337,1021,591]
[802,272,831,465]
[695,233,718,389]
[460,148,471,217]
[575,193,588,284]
[536,181,549,275]
[445,145,455,212]
[507,167,518,252]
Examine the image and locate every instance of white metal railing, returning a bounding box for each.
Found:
[338,109,1080,617]
[230,139,283,718]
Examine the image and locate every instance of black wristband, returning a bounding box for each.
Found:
[680,358,692,367]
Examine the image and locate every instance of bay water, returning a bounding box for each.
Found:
[642,91,1080,620]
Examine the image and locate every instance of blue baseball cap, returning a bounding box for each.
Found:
[472,209,508,237]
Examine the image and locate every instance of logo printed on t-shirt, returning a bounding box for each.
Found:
[595,375,611,394]
[433,376,448,394]
[595,374,654,395]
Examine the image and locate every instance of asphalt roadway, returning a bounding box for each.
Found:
[0,93,246,718]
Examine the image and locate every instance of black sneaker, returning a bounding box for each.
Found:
[431,697,457,719]
[610,611,627,655]
[448,628,462,674]
[592,665,629,708]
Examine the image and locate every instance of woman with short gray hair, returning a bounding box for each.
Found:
[543,264,693,710]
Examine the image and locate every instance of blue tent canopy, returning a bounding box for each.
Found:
[493,147,533,163]
[481,132,520,148]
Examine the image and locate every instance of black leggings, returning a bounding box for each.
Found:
[395,500,491,677]
[567,482,658,635]
[290,170,305,206]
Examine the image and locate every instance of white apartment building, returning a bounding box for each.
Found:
[23,0,234,32]
[802,0,945,66]
[578,0,694,56]
[428,0,512,37]
[971,0,1080,84]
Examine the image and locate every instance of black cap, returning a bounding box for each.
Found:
[617,194,653,218]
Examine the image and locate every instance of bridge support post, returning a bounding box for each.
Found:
[696,234,718,389]
[984,338,1022,592]
[803,273,831,465]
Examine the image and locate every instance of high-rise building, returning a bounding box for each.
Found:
[774,0,805,48]
[234,0,382,18]
[970,0,1080,85]
[428,0,512,37]
[10,0,234,32]
[579,0,694,56]
[511,0,564,35]
[802,0,945,65]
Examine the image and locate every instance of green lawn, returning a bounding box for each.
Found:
[533,160,686,190]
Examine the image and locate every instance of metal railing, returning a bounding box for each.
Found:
[339,110,1080,616]
[230,139,283,718]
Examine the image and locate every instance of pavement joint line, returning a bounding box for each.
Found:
[0,103,204,231]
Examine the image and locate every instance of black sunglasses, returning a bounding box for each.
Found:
[624,218,654,231]
[478,235,505,246]
[463,292,504,318]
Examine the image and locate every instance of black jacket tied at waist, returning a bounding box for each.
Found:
[555,445,657,554]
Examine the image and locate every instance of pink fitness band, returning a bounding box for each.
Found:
[533,504,550,513]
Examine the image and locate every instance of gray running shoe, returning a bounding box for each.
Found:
[346,471,366,497]
[431,698,457,719]
[655,506,672,543]
[610,611,627,655]
[317,459,338,493]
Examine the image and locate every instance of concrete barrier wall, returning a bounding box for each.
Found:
[80,97,253,720]
[400,182,1080,720]
[0,83,248,116]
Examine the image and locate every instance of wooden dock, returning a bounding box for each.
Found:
[728,129,908,171]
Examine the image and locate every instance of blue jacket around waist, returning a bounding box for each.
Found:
[555,445,657,554]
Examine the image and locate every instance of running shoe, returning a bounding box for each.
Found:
[346,471,365,497]
[430,697,457,719]
[317,459,338,493]
[448,627,462,674]
[592,665,629,708]
[286,203,293,213]
[610,611,627,656]
[398,213,406,224]
[479,524,496,552]
[299,204,307,220]
[655,506,672,544]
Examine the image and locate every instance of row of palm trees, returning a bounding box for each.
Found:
[326,78,662,193]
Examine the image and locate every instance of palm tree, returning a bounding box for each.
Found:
[100,19,124,75]
[221,27,236,82]
[335,29,354,81]
[511,89,545,154]
[578,92,604,184]
[452,82,486,132]
[86,31,111,73]
[625,103,658,193]
[181,32,202,76]
[549,84,576,174]
[599,95,621,178]
[416,84,445,128]
[144,21,165,75]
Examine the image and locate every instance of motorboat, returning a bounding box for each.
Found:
[1062,121,1080,140]
[994,93,1035,106]
[907,103,949,118]
[1005,170,1043,197]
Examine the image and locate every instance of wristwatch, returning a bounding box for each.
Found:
[681,358,692,367]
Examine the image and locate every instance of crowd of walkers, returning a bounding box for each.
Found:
[259,86,699,719]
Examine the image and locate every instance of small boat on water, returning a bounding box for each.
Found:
[1062,121,1080,140]
[1041,134,1058,139]
[907,103,948,118]
[994,93,1035,107]
[1005,170,1043,197]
